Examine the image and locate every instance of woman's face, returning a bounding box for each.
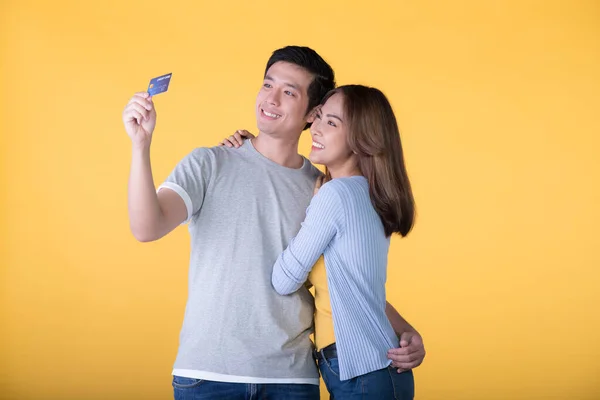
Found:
[309,93,354,170]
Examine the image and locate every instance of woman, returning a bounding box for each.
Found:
[223,85,416,399]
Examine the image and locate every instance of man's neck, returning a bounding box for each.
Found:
[252,133,304,169]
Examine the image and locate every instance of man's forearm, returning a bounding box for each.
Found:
[128,145,165,241]
[386,301,418,337]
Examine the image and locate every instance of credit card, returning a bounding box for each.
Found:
[147,73,172,96]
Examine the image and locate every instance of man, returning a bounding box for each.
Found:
[122,45,424,399]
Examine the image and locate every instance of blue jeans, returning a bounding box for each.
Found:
[172,376,320,400]
[318,357,414,400]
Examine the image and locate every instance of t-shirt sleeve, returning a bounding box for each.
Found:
[271,182,346,295]
[157,148,212,224]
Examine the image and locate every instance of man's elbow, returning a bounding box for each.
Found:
[130,225,161,243]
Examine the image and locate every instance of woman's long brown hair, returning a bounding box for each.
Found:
[322,85,415,237]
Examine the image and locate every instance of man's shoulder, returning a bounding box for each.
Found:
[304,160,324,181]
[185,144,244,163]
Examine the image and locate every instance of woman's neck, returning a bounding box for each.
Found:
[327,157,362,179]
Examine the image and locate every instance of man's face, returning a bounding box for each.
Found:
[255,61,314,139]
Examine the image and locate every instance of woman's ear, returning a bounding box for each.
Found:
[306,107,318,123]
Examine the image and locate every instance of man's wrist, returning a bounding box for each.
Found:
[132,143,151,156]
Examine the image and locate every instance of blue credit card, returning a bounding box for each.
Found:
[147,73,172,95]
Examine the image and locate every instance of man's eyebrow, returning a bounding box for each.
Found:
[264,75,299,90]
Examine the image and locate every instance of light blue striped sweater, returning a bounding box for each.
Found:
[272,176,398,381]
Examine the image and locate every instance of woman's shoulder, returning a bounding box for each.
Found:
[321,176,368,197]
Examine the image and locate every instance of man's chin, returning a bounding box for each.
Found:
[256,121,273,135]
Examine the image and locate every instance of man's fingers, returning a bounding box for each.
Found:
[128,110,143,125]
[128,96,153,111]
[128,103,149,120]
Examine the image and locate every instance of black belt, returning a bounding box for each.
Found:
[313,343,337,361]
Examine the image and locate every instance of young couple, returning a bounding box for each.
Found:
[122,45,425,399]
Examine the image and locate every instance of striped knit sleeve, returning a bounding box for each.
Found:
[272,182,345,295]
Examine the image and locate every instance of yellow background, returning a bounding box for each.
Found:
[1,0,599,399]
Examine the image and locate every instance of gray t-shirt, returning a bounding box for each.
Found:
[158,139,321,385]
